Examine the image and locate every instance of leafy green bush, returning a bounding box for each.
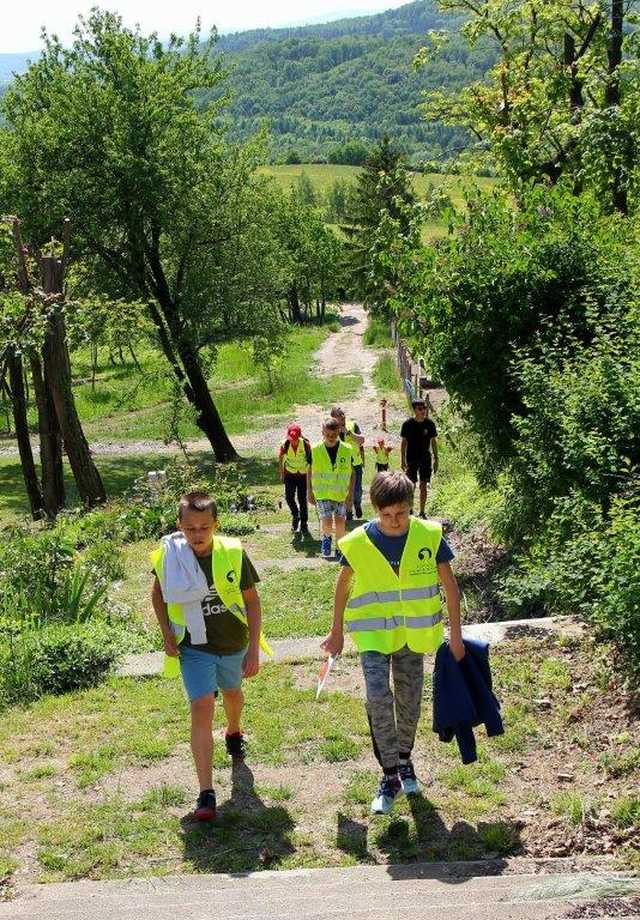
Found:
[0,622,124,706]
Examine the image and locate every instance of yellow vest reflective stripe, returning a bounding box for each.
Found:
[150,535,272,677]
[311,441,353,501]
[345,419,363,467]
[283,440,309,474]
[338,518,444,654]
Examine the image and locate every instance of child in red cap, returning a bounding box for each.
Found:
[278,424,312,535]
[372,437,392,472]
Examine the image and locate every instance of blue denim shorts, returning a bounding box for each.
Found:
[179,645,247,701]
[317,499,346,520]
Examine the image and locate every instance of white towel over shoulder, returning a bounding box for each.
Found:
[160,532,210,645]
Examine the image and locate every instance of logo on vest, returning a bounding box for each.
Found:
[226,569,235,583]
[409,545,436,576]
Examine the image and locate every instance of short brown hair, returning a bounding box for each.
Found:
[369,470,414,509]
[323,417,340,430]
[178,491,218,520]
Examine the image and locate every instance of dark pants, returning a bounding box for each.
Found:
[284,473,308,526]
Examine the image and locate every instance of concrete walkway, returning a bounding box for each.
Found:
[2,863,638,920]
[117,616,584,677]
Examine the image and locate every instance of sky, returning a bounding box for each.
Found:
[1,0,410,53]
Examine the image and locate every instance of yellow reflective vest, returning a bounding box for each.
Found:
[338,518,444,654]
[373,445,389,464]
[311,441,353,501]
[150,535,272,677]
[345,419,363,467]
[282,438,310,475]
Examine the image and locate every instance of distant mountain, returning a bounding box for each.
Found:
[0,3,494,164]
[211,1,494,163]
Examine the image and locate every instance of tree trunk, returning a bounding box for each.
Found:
[147,285,238,462]
[288,284,303,324]
[40,249,106,507]
[8,349,45,519]
[176,337,238,461]
[606,0,627,214]
[29,352,66,517]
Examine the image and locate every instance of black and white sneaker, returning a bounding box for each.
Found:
[399,760,420,795]
[371,773,402,815]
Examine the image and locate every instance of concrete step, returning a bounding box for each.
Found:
[3,865,638,920]
[116,616,583,678]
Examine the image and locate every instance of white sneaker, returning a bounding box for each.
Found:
[371,773,402,815]
[398,760,420,795]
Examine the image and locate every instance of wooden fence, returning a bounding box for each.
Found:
[390,320,434,404]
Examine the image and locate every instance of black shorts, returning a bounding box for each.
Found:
[406,460,431,484]
[375,463,389,472]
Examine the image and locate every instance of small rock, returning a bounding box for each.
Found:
[534,698,552,710]
[557,772,575,782]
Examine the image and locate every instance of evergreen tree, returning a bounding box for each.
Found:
[343,136,419,314]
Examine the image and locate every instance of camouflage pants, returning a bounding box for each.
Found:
[360,645,425,771]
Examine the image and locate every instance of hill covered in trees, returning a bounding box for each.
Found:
[0,2,493,164]
[212,1,494,164]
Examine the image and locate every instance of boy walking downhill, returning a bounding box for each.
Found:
[151,492,270,822]
[321,471,464,814]
[308,417,354,560]
[400,398,439,518]
[278,424,312,535]
[331,406,365,520]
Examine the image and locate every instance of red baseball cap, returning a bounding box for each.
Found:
[287,424,302,438]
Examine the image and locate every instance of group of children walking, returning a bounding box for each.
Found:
[151,398,462,822]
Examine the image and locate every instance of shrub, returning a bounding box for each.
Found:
[0,621,124,706]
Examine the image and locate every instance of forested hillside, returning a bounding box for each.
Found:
[212,1,494,163]
[0,2,494,164]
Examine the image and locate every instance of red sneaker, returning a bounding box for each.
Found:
[193,789,216,821]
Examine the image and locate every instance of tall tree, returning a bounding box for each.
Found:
[418,0,639,212]
[3,11,281,462]
[343,136,420,313]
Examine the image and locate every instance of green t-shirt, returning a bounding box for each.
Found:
[181,551,259,656]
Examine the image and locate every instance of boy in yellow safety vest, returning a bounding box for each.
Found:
[308,417,354,559]
[331,406,365,520]
[151,492,268,823]
[321,470,465,815]
[372,436,392,471]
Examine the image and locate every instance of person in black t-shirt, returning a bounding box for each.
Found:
[400,399,439,517]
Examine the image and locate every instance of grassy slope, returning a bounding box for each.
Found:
[261,164,496,239]
[1,636,638,883]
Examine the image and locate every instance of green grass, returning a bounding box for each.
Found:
[550,791,590,826]
[363,317,393,349]
[372,354,401,394]
[259,565,337,639]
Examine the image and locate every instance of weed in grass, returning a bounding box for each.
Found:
[611,796,640,828]
[600,747,640,778]
[320,734,361,763]
[551,791,589,826]
[70,746,118,787]
[19,764,58,781]
[494,704,538,753]
[539,658,572,691]
[343,769,378,806]
[138,785,188,810]
[439,761,506,802]
[0,855,18,883]
[335,812,369,859]
[372,354,401,394]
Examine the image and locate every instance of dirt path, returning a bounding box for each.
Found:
[0,304,403,460]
